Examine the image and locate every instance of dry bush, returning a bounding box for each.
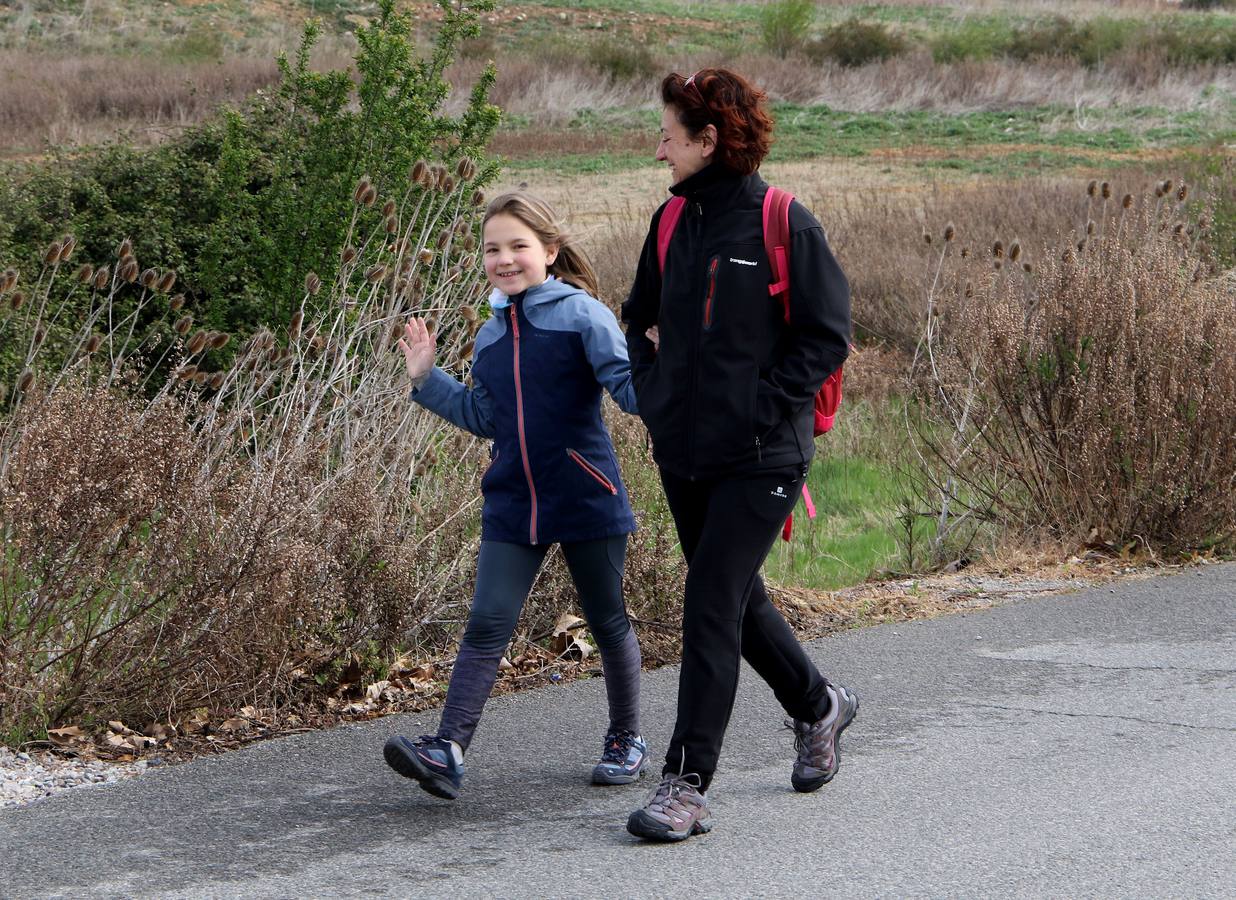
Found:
[911,181,1236,555]
[0,168,502,740]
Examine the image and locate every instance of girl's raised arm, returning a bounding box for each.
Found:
[400,318,497,439]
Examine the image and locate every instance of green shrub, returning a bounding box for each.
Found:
[589,37,659,82]
[806,20,908,68]
[760,0,815,59]
[1006,16,1135,67]
[1180,0,1235,9]
[0,0,501,375]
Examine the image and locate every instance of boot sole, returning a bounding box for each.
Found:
[383,737,460,800]
[792,690,860,794]
[592,756,649,786]
[626,809,713,842]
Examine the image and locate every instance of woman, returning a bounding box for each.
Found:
[621,69,857,841]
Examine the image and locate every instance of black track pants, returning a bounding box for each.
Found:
[660,466,831,790]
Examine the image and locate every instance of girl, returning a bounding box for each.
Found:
[383,192,648,799]
[621,69,857,841]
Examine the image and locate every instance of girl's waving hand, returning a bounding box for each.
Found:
[398,317,437,384]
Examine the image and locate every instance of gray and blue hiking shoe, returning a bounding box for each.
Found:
[383,734,464,800]
[592,730,648,785]
[790,683,859,793]
[626,773,712,842]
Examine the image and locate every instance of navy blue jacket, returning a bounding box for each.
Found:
[411,277,638,545]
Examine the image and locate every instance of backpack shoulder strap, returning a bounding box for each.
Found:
[762,186,794,323]
[656,196,687,274]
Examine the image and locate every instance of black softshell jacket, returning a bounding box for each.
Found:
[621,164,851,480]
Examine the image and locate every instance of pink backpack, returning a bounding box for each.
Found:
[656,186,844,540]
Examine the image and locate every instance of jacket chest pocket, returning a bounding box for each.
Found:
[701,247,768,332]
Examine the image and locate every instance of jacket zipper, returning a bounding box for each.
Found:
[686,202,704,477]
[509,304,538,543]
[702,257,719,329]
[566,448,618,495]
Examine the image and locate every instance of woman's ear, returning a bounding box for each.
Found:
[699,124,718,159]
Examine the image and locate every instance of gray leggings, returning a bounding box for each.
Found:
[437,536,641,751]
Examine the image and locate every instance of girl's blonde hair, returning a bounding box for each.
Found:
[482,192,601,300]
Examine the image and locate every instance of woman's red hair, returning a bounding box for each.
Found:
[661,68,773,175]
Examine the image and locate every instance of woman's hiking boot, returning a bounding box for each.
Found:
[626,773,712,841]
[789,683,859,793]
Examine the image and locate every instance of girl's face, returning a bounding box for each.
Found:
[656,105,714,186]
[482,213,558,297]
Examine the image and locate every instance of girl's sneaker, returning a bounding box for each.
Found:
[383,734,464,799]
[626,773,712,841]
[789,683,859,793]
[591,730,648,785]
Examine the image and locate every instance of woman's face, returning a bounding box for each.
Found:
[656,105,714,186]
[482,213,558,297]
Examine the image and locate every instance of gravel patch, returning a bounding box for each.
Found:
[1,747,152,810]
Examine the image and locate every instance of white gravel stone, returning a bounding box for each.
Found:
[0,746,151,809]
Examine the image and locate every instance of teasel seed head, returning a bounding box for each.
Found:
[1022,262,1032,274]
[192,371,208,386]
[992,240,1004,258]
[460,304,478,323]
[187,331,208,355]
[456,339,476,363]
[158,270,177,293]
[362,185,378,207]
[922,231,931,245]
[436,229,451,250]
[442,175,457,194]
[18,369,35,393]
[431,164,447,188]
[993,259,1003,270]
[174,315,193,335]
[1122,193,1133,209]
[353,176,372,205]
[90,266,108,289]
[43,242,63,266]
[209,332,231,350]
[75,263,95,284]
[472,189,485,207]
[209,372,225,391]
[381,198,397,218]
[463,234,477,253]
[410,160,429,185]
[1086,220,1096,236]
[1008,241,1022,262]
[33,325,46,346]
[943,223,955,243]
[398,257,413,277]
[1176,184,1188,202]
[302,271,321,297]
[456,157,477,180]
[84,333,103,354]
[9,291,26,310]
[1100,182,1111,200]
[0,268,16,292]
[1086,180,1097,197]
[1162,179,1173,195]
[960,247,970,258]
[1077,238,1087,252]
[341,246,358,266]
[169,293,185,311]
[117,238,133,258]
[419,248,435,266]
[384,215,398,235]
[139,268,158,289]
[1173,222,1185,235]
[175,364,197,380]
[365,264,387,284]
[121,260,140,283]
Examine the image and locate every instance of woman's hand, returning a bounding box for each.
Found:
[397,317,437,384]
[646,326,660,352]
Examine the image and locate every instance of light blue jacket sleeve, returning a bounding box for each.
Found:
[410,366,496,439]
[580,300,638,415]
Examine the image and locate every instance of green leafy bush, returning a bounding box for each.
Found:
[760,0,815,59]
[806,21,909,68]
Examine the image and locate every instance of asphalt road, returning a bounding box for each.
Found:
[2,564,1234,899]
